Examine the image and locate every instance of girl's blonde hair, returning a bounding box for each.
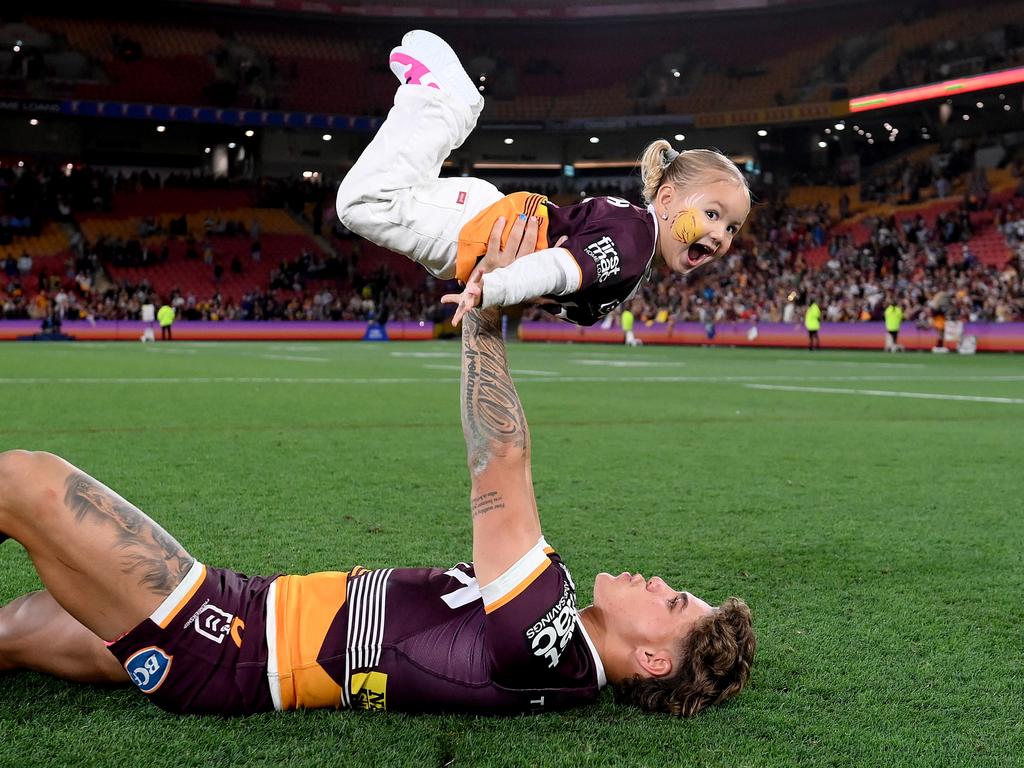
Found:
[639,140,750,207]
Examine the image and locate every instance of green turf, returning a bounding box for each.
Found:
[1,340,1022,767]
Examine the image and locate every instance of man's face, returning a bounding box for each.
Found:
[593,571,713,654]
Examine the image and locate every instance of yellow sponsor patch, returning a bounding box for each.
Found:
[350,671,388,711]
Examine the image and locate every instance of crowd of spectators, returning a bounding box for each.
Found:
[0,174,443,323]
[552,187,1024,331]
[0,254,441,325]
[3,153,1024,329]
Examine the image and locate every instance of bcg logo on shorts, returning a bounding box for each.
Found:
[124,646,172,694]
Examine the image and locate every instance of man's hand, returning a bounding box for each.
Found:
[477,214,542,273]
[442,213,547,327]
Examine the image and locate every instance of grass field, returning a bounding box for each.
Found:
[1,340,1022,768]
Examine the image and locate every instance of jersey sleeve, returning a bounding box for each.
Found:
[480,248,583,308]
[480,537,587,685]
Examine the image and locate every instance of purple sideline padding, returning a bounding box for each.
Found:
[519,321,1024,352]
[0,321,433,342]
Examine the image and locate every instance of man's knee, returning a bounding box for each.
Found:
[0,450,68,525]
[0,449,67,484]
[0,450,37,503]
[0,592,36,671]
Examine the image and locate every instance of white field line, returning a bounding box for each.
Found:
[776,359,925,368]
[258,354,330,363]
[422,363,557,376]
[573,359,687,367]
[143,347,198,355]
[390,351,460,358]
[1,374,1023,386]
[745,383,1024,405]
[268,344,324,352]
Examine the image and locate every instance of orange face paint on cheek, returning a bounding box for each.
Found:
[671,208,703,244]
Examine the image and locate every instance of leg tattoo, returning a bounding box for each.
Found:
[63,472,194,596]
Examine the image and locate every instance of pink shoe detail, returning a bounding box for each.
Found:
[389,51,440,90]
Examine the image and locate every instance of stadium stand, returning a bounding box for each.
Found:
[5,1,1018,117]
[3,151,1021,327]
[1,1,1022,333]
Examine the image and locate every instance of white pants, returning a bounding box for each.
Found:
[336,86,501,280]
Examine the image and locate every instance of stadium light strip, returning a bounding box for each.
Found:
[474,161,649,171]
[573,161,643,169]
[850,65,1024,113]
[473,162,562,170]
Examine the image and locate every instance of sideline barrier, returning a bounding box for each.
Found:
[0,320,434,342]
[3,320,1021,351]
[518,321,1024,353]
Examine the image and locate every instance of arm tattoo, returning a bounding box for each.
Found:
[461,308,529,474]
[63,472,195,596]
[471,490,506,518]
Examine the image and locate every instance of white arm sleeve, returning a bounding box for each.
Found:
[480,248,582,309]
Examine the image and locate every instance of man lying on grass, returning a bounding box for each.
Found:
[0,217,754,717]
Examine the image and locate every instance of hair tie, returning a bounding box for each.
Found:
[663,148,679,169]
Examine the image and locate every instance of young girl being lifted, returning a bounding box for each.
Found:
[336,30,751,327]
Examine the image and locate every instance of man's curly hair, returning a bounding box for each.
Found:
[613,597,755,717]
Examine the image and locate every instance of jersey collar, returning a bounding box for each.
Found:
[574,612,608,688]
[643,203,659,270]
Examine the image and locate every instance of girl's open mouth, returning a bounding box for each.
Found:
[686,242,714,267]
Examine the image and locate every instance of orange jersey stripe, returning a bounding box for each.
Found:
[156,564,206,629]
[273,572,348,709]
[484,557,552,614]
[455,191,551,283]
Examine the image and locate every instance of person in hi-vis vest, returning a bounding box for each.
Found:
[157,304,175,341]
[804,297,822,351]
[884,294,904,352]
[621,306,642,347]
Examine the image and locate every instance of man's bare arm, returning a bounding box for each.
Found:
[461,307,527,474]
[460,223,543,586]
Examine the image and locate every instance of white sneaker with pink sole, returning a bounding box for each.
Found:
[389,30,483,113]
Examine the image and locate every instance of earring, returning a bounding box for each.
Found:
[661,212,669,220]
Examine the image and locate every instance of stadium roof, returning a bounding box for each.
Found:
[179,0,883,21]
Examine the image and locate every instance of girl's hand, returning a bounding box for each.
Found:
[441,267,483,327]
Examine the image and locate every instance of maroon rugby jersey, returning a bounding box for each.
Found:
[267,537,606,714]
[107,541,604,716]
[544,196,658,326]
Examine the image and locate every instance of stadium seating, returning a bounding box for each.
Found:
[99,231,321,301]
[843,3,1024,96]
[0,223,69,262]
[13,2,1017,118]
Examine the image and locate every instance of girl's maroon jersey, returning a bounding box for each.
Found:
[544,196,658,326]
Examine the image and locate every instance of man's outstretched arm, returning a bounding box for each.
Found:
[460,226,543,588]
